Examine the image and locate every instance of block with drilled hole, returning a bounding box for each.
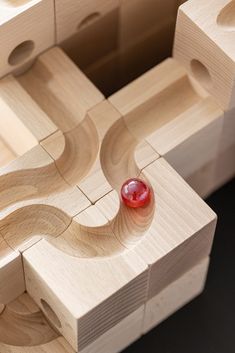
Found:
[0,0,234,352]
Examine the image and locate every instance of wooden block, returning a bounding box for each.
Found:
[146,97,224,179]
[0,294,143,353]
[78,101,120,202]
[80,306,144,353]
[0,337,74,353]
[55,0,119,44]
[97,158,216,301]
[0,138,16,168]
[143,257,209,333]
[218,108,235,153]
[84,50,121,97]
[110,58,223,186]
[18,47,104,133]
[41,120,100,188]
[109,58,206,141]
[186,159,217,199]
[0,250,25,304]
[119,17,176,87]
[135,141,160,171]
[23,239,148,351]
[174,0,235,110]
[51,205,124,258]
[213,143,235,190]
[0,75,57,156]
[61,7,119,71]
[0,293,63,351]
[134,158,216,299]
[0,145,66,211]
[119,0,178,51]
[0,0,55,78]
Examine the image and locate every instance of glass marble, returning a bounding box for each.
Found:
[121,178,151,208]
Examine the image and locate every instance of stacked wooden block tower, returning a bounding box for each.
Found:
[0,0,234,352]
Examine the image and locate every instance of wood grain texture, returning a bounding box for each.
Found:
[0,293,69,352]
[0,41,223,353]
[0,145,67,211]
[174,0,235,110]
[143,257,209,333]
[110,57,223,182]
[18,47,104,133]
[0,75,57,156]
[0,139,16,168]
[146,97,224,179]
[55,0,119,43]
[23,241,148,351]
[0,0,55,78]
[119,0,179,51]
[135,158,216,299]
[0,251,25,304]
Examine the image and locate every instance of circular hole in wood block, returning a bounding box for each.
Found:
[40,299,61,329]
[217,1,235,31]
[8,40,34,66]
[190,59,212,90]
[77,12,101,30]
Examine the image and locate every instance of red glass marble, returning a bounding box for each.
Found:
[121,178,151,208]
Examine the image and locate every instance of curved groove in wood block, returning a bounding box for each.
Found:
[0,293,58,347]
[44,119,100,186]
[100,119,140,190]
[0,197,154,258]
[0,306,58,347]
[217,1,235,31]
[0,147,66,211]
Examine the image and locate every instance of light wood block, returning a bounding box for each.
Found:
[0,139,16,168]
[23,241,148,352]
[0,293,64,351]
[119,0,179,51]
[0,75,57,156]
[0,145,66,211]
[136,158,216,299]
[80,306,144,353]
[219,108,235,153]
[18,47,104,133]
[143,257,209,333]
[110,58,223,182]
[0,42,222,353]
[55,0,119,44]
[186,159,217,199]
[61,6,119,72]
[174,0,235,110]
[146,97,224,179]
[214,143,235,190]
[0,0,55,78]
[0,240,25,304]
[96,158,216,303]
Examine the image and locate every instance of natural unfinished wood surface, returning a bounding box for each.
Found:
[0,139,16,168]
[0,74,57,156]
[174,0,235,110]
[0,0,55,78]
[23,242,148,351]
[0,250,25,304]
[55,0,119,44]
[146,97,224,179]
[136,158,216,299]
[109,57,223,183]
[0,293,73,353]
[18,47,104,133]
[143,257,209,333]
[0,44,221,353]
